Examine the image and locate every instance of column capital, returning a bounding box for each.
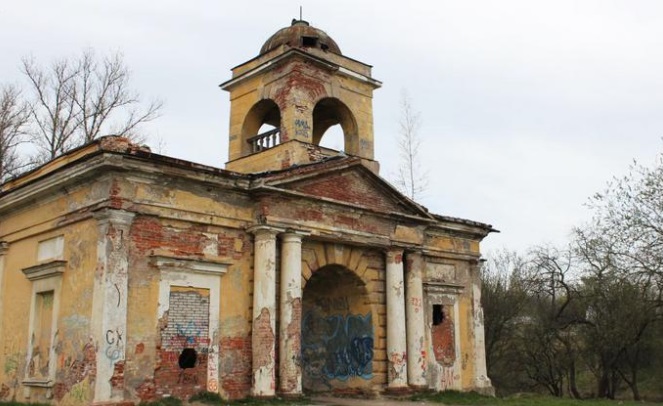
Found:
[93,209,135,227]
[0,241,8,256]
[405,249,424,257]
[405,250,424,277]
[385,248,404,264]
[247,224,284,238]
[280,229,310,241]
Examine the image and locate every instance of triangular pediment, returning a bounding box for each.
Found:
[253,158,434,220]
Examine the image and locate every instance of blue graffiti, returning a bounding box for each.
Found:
[175,321,203,345]
[302,312,373,381]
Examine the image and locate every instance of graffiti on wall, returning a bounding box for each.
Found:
[301,311,373,381]
[105,328,124,366]
[294,119,310,139]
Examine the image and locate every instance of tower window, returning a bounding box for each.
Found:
[302,36,318,47]
[432,304,444,326]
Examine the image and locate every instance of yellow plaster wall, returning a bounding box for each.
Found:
[0,218,98,403]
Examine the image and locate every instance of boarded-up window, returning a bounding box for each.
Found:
[29,291,54,379]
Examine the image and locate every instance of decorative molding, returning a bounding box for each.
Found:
[22,260,66,281]
[423,282,464,295]
[22,378,53,388]
[93,209,135,227]
[0,241,8,255]
[151,255,228,276]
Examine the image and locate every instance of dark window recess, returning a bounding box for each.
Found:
[432,304,444,326]
[302,36,318,47]
[179,348,197,369]
[320,43,329,51]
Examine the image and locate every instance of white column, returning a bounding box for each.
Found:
[92,209,135,403]
[470,261,493,394]
[251,227,278,397]
[405,251,427,388]
[386,248,408,389]
[279,232,303,395]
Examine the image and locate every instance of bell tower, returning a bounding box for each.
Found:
[221,19,382,173]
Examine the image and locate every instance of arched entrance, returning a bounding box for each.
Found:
[301,265,374,392]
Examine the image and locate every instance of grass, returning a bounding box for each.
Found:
[138,397,183,406]
[411,390,663,405]
[0,403,49,406]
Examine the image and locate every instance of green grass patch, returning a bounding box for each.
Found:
[410,390,662,406]
[138,396,183,406]
[0,403,49,406]
[189,391,224,404]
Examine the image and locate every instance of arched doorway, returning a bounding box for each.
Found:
[301,265,374,392]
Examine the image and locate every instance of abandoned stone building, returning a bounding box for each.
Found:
[0,19,495,404]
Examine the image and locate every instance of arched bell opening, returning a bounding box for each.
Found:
[241,99,281,156]
[301,264,374,392]
[312,98,358,155]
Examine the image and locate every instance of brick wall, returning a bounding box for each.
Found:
[154,287,210,400]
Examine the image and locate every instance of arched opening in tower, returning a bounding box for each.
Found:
[241,99,281,155]
[301,264,374,392]
[312,98,358,155]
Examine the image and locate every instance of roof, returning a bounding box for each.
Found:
[260,19,341,55]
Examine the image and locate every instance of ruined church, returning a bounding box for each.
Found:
[0,20,494,404]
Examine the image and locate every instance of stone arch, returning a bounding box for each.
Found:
[301,243,373,289]
[301,264,374,392]
[312,98,359,155]
[241,99,281,156]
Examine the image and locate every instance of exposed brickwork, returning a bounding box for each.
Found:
[219,336,252,399]
[53,340,97,401]
[281,297,302,393]
[110,178,124,209]
[252,308,275,372]
[287,171,402,213]
[154,288,210,400]
[111,361,125,389]
[432,309,456,367]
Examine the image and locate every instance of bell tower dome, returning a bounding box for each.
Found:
[220,19,382,173]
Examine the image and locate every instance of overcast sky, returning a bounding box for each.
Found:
[2,1,663,254]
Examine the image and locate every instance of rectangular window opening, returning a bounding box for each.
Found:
[302,36,318,47]
[432,304,444,326]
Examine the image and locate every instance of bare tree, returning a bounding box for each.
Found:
[74,50,161,143]
[22,56,80,160]
[0,85,30,181]
[395,90,428,200]
[481,250,532,393]
[22,50,161,162]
